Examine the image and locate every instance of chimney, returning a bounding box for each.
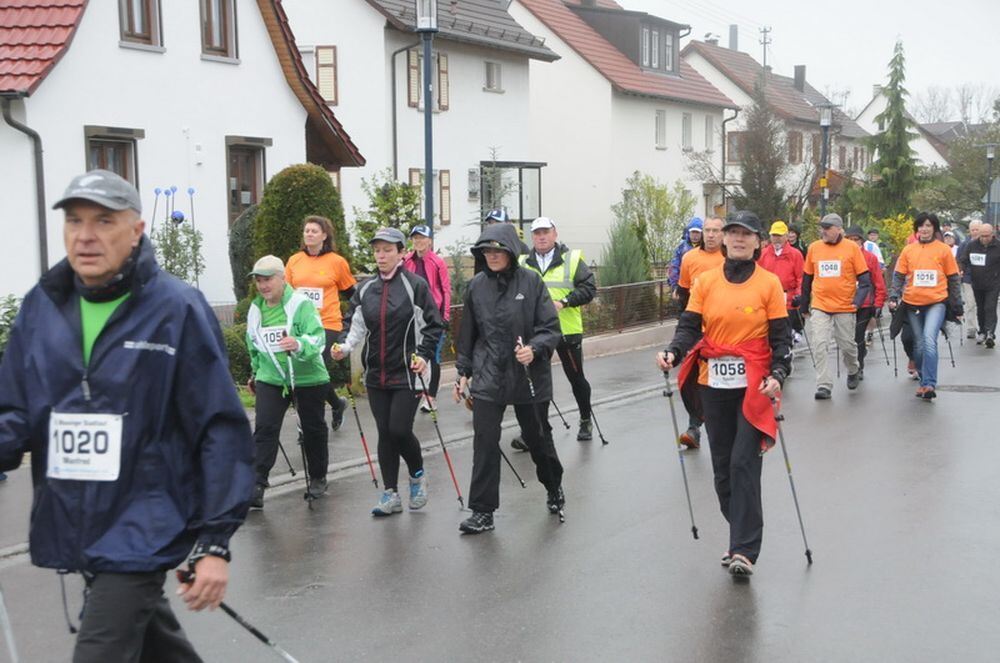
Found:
[793,65,806,92]
[872,84,883,98]
[728,24,738,51]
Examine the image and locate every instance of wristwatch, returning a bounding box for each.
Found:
[188,542,231,565]
[560,298,570,307]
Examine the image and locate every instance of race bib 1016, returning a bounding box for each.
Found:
[298,287,323,309]
[47,412,123,482]
[970,253,986,267]
[818,260,842,278]
[708,356,747,389]
[913,270,938,287]
[258,326,287,352]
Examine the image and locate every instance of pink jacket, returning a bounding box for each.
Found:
[403,250,452,320]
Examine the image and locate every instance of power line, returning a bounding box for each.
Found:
[759,26,772,71]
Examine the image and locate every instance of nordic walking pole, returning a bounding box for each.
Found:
[549,397,571,430]
[344,383,378,488]
[276,439,296,477]
[892,330,898,377]
[876,315,891,367]
[412,356,465,508]
[285,341,314,509]
[942,326,956,368]
[563,346,609,445]
[0,582,19,663]
[770,398,813,565]
[798,311,816,368]
[176,571,300,663]
[662,371,698,540]
[516,337,564,522]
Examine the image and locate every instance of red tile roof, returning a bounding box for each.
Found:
[518,0,735,109]
[0,0,88,96]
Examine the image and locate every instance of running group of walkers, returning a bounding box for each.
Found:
[2,168,999,658]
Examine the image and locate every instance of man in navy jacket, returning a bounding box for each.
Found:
[0,170,254,662]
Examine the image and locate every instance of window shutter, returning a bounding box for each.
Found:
[437,53,449,111]
[407,50,420,108]
[316,46,338,104]
[440,170,451,225]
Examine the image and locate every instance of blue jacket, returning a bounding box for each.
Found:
[0,239,254,573]
[667,218,703,288]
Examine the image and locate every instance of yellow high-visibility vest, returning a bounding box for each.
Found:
[519,249,584,335]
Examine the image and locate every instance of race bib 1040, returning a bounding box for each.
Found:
[970,253,986,267]
[298,287,323,309]
[818,260,842,278]
[47,412,123,482]
[708,356,747,389]
[913,270,938,287]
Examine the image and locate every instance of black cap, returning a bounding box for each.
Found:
[724,210,763,235]
[844,225,865,239]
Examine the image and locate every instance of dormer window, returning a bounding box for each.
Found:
[651,31,659,68]
[641,27,651,67]
[641,24,677,73]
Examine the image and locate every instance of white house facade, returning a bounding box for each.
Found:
[509,0,736,264]
[283,0,557,255]
[855,87,950,169]
[0,0,363,303]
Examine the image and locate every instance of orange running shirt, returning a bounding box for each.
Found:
[679,247,725,289]
[285,251,357,331]
[895,240,958,306]
[687,266,787,385]
[802,239,868,313]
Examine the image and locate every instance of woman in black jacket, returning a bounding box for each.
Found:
[333,228,444,516]
[453,224,564,534]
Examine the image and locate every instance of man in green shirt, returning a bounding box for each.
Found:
[245,255,331,507]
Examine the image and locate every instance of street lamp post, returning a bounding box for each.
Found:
[415,0,438,239]
[818,104,834,217]
[987,144,996,225]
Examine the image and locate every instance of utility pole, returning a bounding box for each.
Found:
[759,26,772,71]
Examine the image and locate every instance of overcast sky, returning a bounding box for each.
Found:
[623,0,1000,120]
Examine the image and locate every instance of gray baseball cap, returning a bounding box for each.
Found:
[370,227,407,245]
[53,169,142,213]
[820,213,844,228]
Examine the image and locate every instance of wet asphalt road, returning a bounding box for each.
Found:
[1,337,999,662]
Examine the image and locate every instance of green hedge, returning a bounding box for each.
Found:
[223,323,251,386]
[229,204,258,301]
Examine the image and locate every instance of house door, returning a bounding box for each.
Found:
[227,146,263,225]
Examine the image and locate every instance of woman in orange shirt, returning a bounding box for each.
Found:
[656,211,791,577]
[285,216,358,428]
[889,212,963,400]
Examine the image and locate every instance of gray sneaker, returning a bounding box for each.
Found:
[307,477,328,499]
[408,471,428,510]
[372,490,402,517]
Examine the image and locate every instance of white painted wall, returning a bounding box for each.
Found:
[0,0,310,302]
[855,92,949,168]
[285,0,535,257]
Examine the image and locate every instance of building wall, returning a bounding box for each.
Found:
[285,0,535,258]
[0,0,311,302]
[856,93,949,169]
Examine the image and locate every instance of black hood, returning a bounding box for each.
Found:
[471,223,524,259]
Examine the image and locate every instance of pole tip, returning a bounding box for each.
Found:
[692,526,699,540]
[806,550,813,564]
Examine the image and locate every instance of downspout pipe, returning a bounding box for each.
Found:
[720,107,740,209]
[2,95,48,275]
[391,39,422,180]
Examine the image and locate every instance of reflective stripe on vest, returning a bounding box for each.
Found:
[519,249,584,335]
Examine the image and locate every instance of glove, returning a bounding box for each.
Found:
[791,295,801,308]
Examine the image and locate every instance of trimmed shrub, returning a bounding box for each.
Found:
[0,295,20,362]
[253,164,352,267]
[223,323,251,386]
[229,204,258,301]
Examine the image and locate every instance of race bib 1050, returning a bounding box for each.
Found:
[818,260,841,278]
[708,356,747,389]
[913,270,938,287]
[47,412,123,482]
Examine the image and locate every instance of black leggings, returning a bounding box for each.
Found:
[368,387,423,490]
[323,330,347,413]
[253,382,329,483]
[700,386,764,563]
[556,334,592,419]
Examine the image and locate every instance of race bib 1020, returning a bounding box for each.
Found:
[818,260,841,278]
[298,287,323,309]
[708,356,747,389]
[913,270,938,287]
[47,412,123,482]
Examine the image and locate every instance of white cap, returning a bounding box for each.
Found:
[530,217,556,231]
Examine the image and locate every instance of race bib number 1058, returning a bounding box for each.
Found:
[708,356,748,389]
[47,412,123,482]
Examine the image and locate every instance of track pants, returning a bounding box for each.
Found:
[368,386,423,490]
[556,334,592,420]
[854,307,877,370]
[469,399,563,513]
[254,381,329,484]
[809,309,859,390]
[73,571,201,663]
[700,386,764,563]
[973,286,1000,336]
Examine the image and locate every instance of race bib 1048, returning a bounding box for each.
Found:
[298,287,323,309]
[913,270,938,287]
[47,412,123,482]
[818,260,842,278]
[708,356,747,389]
[970,253,986,267]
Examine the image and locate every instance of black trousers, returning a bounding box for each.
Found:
[700,386,764,563]
[855,306,877,369]
[974,286,1000,335]
[469,399,563,513]
[73,571,201,663]
[323,330,347,414]
[368,386,423,490]
[254,381,329,484]
[556,334,592,420]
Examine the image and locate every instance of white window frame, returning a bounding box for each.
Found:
[641,27,651,67]
[704,116,715,152]
[484,61,503,93]
[664,32,675,71]
[655,110,667,150]
[651,31,659,69]
[682,113,693,151]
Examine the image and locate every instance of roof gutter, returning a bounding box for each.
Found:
[1,95,49,275]
[391,39,422,180]
[721,107,740,206]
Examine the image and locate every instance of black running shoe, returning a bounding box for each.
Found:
[846,372,860,390]
[577,419,593,441]
[330,397,347,431]
[814,387,832,400]
[307,477,328,499]
[250,484,265,510]
[546,486,566,513]
[510,436,529,452]
[987,334,996,349]
[459,511,494,534]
